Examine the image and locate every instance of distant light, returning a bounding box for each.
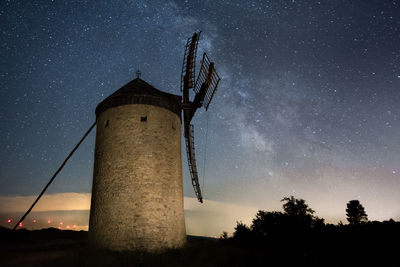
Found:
[33,219,37,223]
[58,226,62,230]
[7,219,12,223]
[66,225,70,229]
[19,222,23,227]
[47,220,51,224]
[73,225,77,228]
[59,222,63,225]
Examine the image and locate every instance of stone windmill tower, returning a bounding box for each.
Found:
[88,32,220,251]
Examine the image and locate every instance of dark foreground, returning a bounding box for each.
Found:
[1,228,236,267]
[1,226,400,267]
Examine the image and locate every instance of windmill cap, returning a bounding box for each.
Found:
[95,78,182,118]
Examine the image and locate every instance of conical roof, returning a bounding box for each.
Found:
[95,78,181,117]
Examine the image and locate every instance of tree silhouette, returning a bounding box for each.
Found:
[281,196,324,228]
[232,196,325,244]
[251,211,287,238]
[233,221,252,241]
[220,231,228,240]
[346,200,368,225]
[248,196,324,240]
[281,196,315,217]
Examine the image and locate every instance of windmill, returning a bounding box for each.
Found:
[12,31,221,252]
[181,32,221,203]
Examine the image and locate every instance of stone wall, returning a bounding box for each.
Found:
[89,104,186,251]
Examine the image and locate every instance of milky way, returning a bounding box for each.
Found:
[1,0,399,223]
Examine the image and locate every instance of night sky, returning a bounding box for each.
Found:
[1,0,399,232]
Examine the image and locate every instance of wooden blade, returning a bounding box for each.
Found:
[180,32,201,93]
[194,53,221,110]
[184,123,203,203]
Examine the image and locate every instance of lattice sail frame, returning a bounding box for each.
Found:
[184,124,202,202]
[194,53,221,110]
[180,32,201,92]
[180,32,221,203]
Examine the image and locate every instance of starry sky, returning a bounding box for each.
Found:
[1,0,400,233]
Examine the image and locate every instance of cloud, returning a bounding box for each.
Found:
[0,193,91,213]
[0,193,259,237]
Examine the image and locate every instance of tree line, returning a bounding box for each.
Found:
[220,196,399,265]
[229,196,370,241]
[223,196,399,246]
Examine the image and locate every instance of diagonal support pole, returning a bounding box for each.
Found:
[12,121,97,230]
